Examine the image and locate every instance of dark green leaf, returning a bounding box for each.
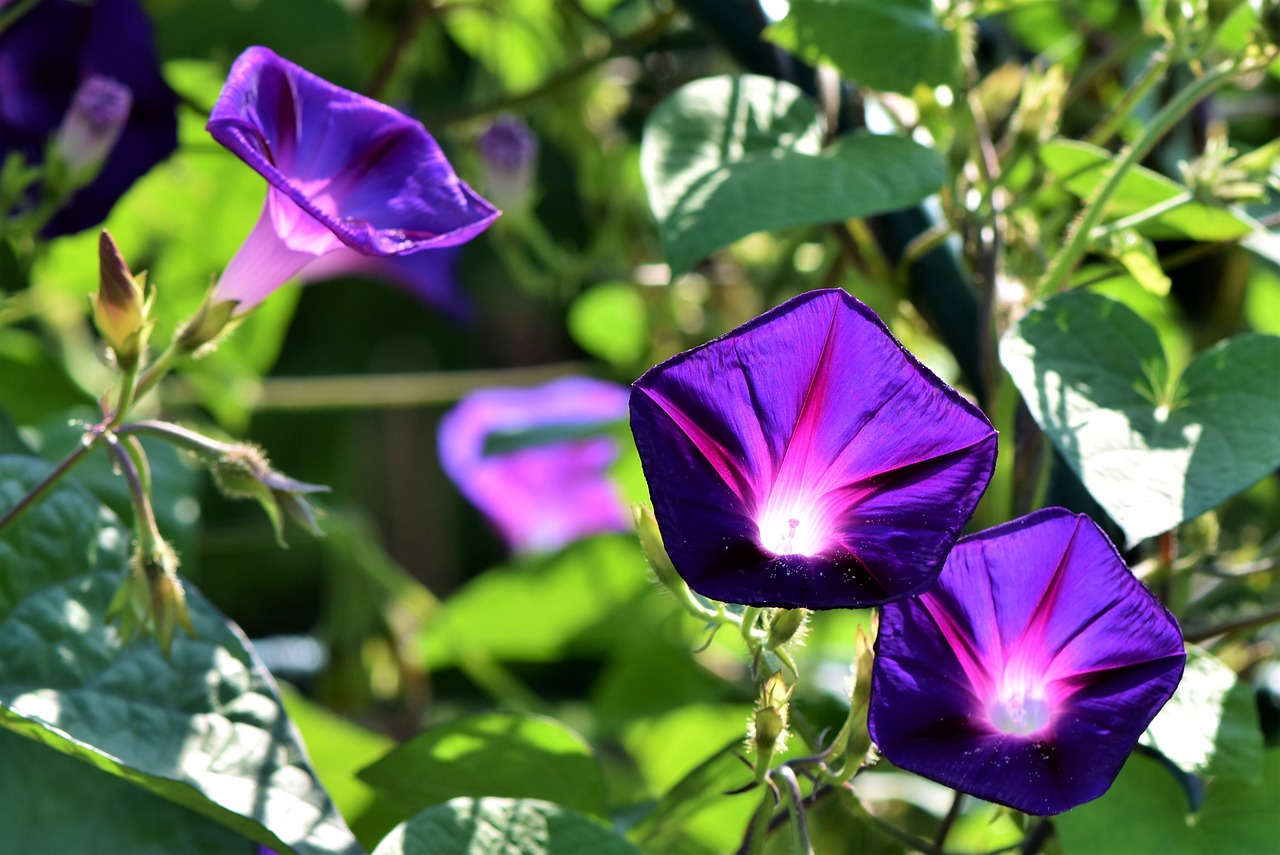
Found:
[1056,750,1280,855]
[372,798,641,855]
[1143,646,1263,782]
[0,728,254,854]
[641,75,944,274]
[0,455,359,855]
[766,0,959,93]
[1001,291,1280,545]
[360,712,607,818]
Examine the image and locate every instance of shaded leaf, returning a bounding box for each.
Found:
[641,75,944,274]
[0,727,255,854]
[360,713,607,818]
[0,455,359,855]
[1056,750,1280,855]
[1001,291,1280,545]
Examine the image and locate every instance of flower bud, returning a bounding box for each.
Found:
[93,229,151,368]
[211,442,328,546]
[107,538,193,657]
[765,608,808,650]
[175,289,240,356]
[52,76,132,186]
[476,115,537,213]
[748,671,793,777]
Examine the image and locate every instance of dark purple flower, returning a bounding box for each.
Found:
[629,288,997,609]
[207,46,498,314]
[868,508,1186,815]
[439,377,631,553]
[0,0,178,236]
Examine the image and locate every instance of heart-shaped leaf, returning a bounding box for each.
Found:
[1001,291,1280,545]
[0,454,359,855]
[641,75,944,275]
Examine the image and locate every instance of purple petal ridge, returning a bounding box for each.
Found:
[868,508,1186,815]
[629,288,998,609]
[438,377,632,554]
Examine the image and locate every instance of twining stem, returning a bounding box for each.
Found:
[1087,190,1194,242]
[132,337,185,402]
[776,765,815,855]
[0,434,99,535]
[933,790,965,854]
[1039,58,1250,295]
[103,434,160,549]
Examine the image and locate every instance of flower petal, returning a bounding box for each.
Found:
[869,508,1186,815]
[438,377,631,553]
[207,46,498,257]
[630,289,997,609]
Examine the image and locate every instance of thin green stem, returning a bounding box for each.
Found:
[1040,59,1248,295]
[1184,604,1280,644]
[132,338,184,402]
[776,765,814,855]
[0,434,99,535]
[933,790,965,854]
[109,365,140,428]
[116,419,234,457]
[1087,190,1194,242]
[103,433,160,549]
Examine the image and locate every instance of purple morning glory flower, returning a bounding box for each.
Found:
[629,288,997,609]
[0,0,178,236]
[206,46,498,314]
[438,377,632,553]
[868,508,1186,815]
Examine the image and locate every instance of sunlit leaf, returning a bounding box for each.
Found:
[372,798,640,855]
[1001,291,1280,545]
[767,0,959,93]
[1143,645,1263,782]
[0,455,359,855]
[360,712,607,818]
[641,75,944,274]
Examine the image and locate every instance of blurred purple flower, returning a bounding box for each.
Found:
[0,0,178,236]
[476,114,537,212]
[206,46,498,314]
[439,377,631,553]
[629,289,997,609]
[869,508,1186,815]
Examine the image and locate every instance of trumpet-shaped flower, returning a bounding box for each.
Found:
[629,289,997,609]
[439,377,632,553]
[0,0,177,236]
[206,46,498,314]
[868,508,1186,815]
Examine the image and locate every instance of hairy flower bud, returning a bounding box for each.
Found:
[748,671,793,778]
[107,538,193,657]
[211,442,328,545]
[765,608,808,651]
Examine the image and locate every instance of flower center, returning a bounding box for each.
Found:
[758,502,829,557]
[987,671,1053,736]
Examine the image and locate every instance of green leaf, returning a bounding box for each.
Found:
[640,75,944,275]
[1056,750,1280,855]
[0,728,254,854]
[1000,291,1280,545]
[567,282,649,369]
[1142,645,1263,782]
[766,0,959,94]
[421,535,649,669]
[1040,140,1257,242]
[360,713,608,818]
[372,798,641,855]
[0,455,359,855]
